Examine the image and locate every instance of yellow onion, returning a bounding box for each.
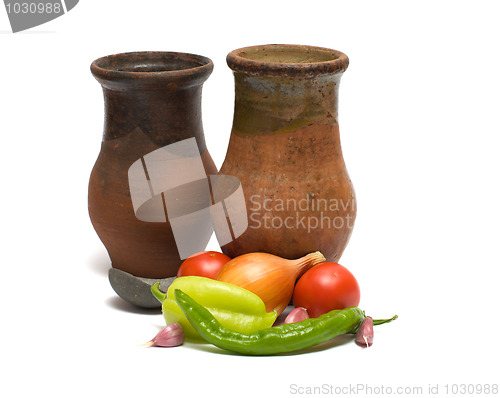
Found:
[216,251,325,315]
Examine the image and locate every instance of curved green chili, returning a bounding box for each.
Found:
[174,289,396,355]
[151,277,277,339]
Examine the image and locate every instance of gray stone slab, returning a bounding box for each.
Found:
[108,268,176,308]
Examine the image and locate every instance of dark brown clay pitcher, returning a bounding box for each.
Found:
[89,52,217,306]
[219,44,356,261]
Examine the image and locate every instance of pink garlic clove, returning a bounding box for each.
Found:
[143,322,184,347]
[355,316,374,347]
[284,307,309,324]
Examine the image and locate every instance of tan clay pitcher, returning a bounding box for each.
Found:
[219,44,356,261]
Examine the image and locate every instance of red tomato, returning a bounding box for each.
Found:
[293,262,360,318]
[177,251,231,279]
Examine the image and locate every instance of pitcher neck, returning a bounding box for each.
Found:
[231,72,342,137]
[91,51,213,150]
[226,44,348,137]
[101,86,207,151]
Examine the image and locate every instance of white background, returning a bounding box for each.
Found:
[1,1,499,397]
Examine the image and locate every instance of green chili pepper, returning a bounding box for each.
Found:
[151,276,277,340]
[174,289,397,355]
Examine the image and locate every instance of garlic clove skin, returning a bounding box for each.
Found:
[143,322,184,347]
[355,316,374,347]
[284,307,309,324]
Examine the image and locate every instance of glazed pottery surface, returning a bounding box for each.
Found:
[89,51,217,280]
[219,44,356,261]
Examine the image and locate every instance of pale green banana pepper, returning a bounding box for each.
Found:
[151,276,277,340]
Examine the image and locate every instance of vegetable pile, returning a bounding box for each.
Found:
[143,250,397,355]
[216,251,325,315]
